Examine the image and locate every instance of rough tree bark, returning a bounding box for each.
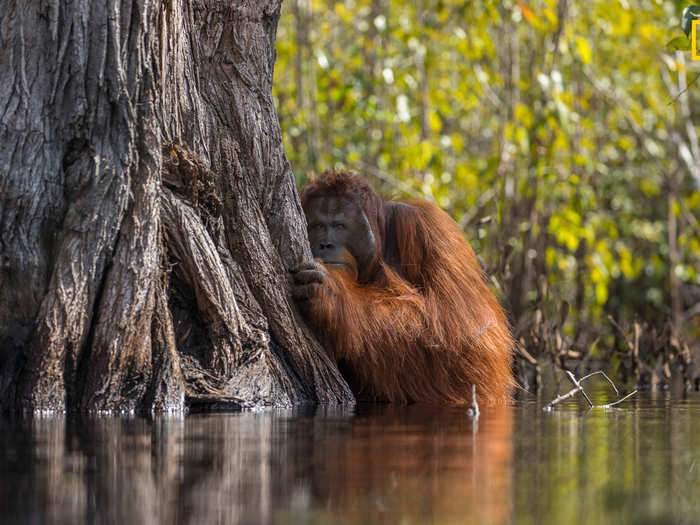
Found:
[0,0,353,412]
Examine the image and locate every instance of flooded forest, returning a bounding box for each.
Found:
[1,1,699,524]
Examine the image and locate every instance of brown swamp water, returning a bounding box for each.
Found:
[1,381,700,525]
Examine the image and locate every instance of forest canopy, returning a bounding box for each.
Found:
[274,0,700,387]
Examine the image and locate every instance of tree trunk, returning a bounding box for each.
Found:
[0,0,353,413]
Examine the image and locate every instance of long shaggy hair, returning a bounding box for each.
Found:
[300,171,514,405]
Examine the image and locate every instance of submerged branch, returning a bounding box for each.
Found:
[598,390,638,408]
[544,369,637,411]
[543,384,583,411]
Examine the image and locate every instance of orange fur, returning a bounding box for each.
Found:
[301,171,514,405]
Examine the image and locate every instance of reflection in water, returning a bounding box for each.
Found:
[1,392,700,524]
[515,390,700,525]
[0,405,512,524]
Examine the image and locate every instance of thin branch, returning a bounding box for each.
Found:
[473,64,503,108]
[517,342,538,365]
[543,384,582,411]
[578,370,619,396]
[586,64,699,189]
[678,196,700,238]
[467,384,480,419]
[544,369,637,411]
[458,188,495,228]
[598,390,638,408]
[666,72,700,106]
[358,163,425,199]
[566,370,594,407]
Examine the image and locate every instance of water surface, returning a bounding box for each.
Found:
[2,384,700,524]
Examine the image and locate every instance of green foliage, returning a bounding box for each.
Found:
[274,0,700,356]
[666,35,691,50]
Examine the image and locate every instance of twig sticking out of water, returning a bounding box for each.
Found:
[467,385,479,434]
[578,370,619,395]
[467,385,480,419]
[542,382,584,410]
[543,370,637,411]
[597,390,638,408]
[565,371,594,408]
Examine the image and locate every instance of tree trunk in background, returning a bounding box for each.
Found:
[0,0,353,413]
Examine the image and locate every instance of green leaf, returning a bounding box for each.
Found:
[681,5,700,37]
[666,35,692,50]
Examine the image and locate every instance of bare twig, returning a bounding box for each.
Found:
[678,196,700,239]
[598,390,638,408]
[358,163,426,199]
[543,384,583,411]
[666,73,700,106]
[467,384,480,419]
[544,369,637,411]
[566,371,594,407]
[578,370,619,396]
[458,188,495,228]
[517,342,538,365]
[473,64,503,108]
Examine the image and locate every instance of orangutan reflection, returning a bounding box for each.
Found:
[0,405,513,524]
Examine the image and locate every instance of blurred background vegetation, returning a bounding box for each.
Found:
[273,0,700,390]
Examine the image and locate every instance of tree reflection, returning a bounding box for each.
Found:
[0,405,513,524]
